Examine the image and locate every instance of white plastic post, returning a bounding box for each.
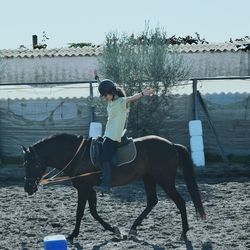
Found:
[191,151,205,167]
[188,120,205,167]
[190,136,204,152]
[89,122,102,138]
[189,120,203,136]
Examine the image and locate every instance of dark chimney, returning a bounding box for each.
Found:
[32,35,38,49]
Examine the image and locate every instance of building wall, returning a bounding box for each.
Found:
[183,51,249,77]
[0,50,249,84]
[1,56,98,83]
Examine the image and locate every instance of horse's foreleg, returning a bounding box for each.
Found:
[129,175,158,236]
[88,189,121,236]
[68,189,88,241]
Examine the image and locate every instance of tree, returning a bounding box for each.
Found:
[98,27,190,136]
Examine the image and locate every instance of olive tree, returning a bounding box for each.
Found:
[98,27,190,136]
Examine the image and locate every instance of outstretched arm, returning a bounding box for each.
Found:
[126,87,154,103]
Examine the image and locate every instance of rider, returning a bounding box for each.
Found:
[94,77,154,193]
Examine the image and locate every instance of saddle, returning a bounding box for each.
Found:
[90,131,137,169]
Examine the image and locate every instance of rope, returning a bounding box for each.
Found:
[39,171,101,185]
[39,137,86,184]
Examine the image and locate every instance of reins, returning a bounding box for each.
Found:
[39,171,101,185]
[37,137,101,186]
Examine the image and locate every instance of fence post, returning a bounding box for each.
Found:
[89,82,94,124]
[193,79,199,120]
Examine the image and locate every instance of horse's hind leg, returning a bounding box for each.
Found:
[158,181,189,240]
[88,189,121,236]
[129,174,158,236]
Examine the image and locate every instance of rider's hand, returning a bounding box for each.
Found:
[142,87,154,96]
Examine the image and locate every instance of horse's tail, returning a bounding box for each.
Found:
[174,143,207,220]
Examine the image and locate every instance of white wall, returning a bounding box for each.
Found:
[0,50,249,84]
[1,56,98,83]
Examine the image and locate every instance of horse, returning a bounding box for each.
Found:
[22,133,206,241]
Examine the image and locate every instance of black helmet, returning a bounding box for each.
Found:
[98,79,116,96]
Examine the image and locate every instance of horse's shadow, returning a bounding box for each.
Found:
[72,242,84,250]
[70,236,165,250]
[69,235,210,250]
[70,240,108,250]
[184,239,213,250]
[201,241,213,250]
[91,240,109,250]
[125,235,166,250]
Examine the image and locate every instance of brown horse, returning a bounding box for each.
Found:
[22,133,206,241]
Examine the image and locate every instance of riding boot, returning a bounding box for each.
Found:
[94,161,111,193]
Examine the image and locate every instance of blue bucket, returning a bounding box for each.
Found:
[44,235,67,250]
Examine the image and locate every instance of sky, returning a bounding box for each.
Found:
[0,0,250,49]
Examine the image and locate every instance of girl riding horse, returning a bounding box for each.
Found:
[95,78,154,192]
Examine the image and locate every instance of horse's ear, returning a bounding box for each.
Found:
[21,145,28,154]
[28,146,35,155]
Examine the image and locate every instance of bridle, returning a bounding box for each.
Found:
[24,148,46,188]
[24,137,101,188]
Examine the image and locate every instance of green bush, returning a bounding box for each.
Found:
[98,26,190,136]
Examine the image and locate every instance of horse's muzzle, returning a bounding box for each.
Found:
[24,181,38,195]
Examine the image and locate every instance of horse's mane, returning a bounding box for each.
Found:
[32,133,80,147]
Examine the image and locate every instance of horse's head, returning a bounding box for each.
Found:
[22,145,46,195]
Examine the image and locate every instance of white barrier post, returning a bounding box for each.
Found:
[188,120,205,167]
[89,122,102,138]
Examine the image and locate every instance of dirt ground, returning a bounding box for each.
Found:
[0,175,249,250]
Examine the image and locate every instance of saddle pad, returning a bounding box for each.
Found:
[90,138,137,168]
[116,139,137,166]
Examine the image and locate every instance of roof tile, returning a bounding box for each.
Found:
[0,42,249,59]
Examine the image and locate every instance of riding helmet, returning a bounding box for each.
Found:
[98,79,116,96]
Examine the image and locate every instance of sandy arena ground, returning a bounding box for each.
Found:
[0,177,249,250]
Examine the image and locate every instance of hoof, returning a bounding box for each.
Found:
[113,226,122,238]
[129,229,137,236]
[67,235,74,242]
[67,233,78,242]
[122,234,128,240]
[180,232,187,241]
[128,229,137,239]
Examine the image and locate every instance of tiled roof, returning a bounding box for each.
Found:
[0,46,103,59]
[0,42,249,59]
[168,42,244,53]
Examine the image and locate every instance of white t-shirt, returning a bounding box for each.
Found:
[104,97,129,142]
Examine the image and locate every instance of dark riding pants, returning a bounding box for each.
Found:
[102,137,118,162]
[100,137,118,188]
